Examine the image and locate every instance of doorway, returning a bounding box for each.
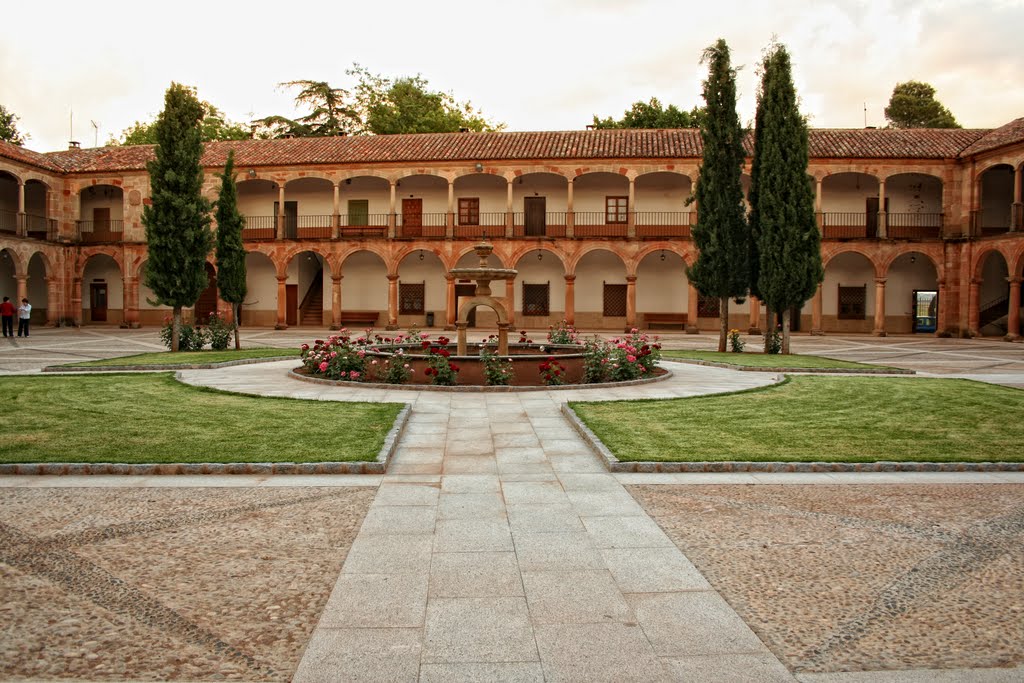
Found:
[90,282,108,322]
[912,290,938,333]
[524,196,546,236]
[455,283,476,326]
[194,263,217,324]
[865,197,889,238]
[402,198,423,237]
[348,199,369,226]
[286,284,298,326]
[274,201,299,238]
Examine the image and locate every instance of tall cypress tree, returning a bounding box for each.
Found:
[688,39,750,352]
[752,44,823,354]
[215,150,247,350]
[142,83,213,351]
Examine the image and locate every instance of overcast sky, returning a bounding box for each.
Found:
[3,0,1022,152]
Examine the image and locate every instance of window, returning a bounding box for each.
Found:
[697,293,720,318]
[458,198,480,226]
[603,283,627,317]
[522,283,550,316]
[605,196,628,224]
[399,282,425,315]
[838,285,866,320]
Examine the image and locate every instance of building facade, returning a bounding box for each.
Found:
[0,121,1022,337]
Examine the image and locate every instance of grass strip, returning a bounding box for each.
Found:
[64,348,295,367]
[570,375,1024,463]
[661,350,899,371]
[0,373,400,463]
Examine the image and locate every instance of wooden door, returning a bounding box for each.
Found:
[93,207,111,238]
[865,197,889,237]
[90,283,108,322]
[524,197,546,236]
[194,263,218,324]
[455,284,476,327]
[348,199,369,226]
[402,198,422,237]
[286,284,298,326]
[274,201,299,238]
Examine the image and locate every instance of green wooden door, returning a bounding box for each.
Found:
[348,200,369,226]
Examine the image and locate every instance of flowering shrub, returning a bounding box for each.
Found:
[547,320,581,345]
[370,347,413,384]
[517,329,533,344]
[583,329,661,383]
[160,316,207,351]
[423,336,459,386]
[206,311,234,351]
[480,347,514,385]
[300,332,367,381]
[728,328,745,353]
[538,356,567,385]
[766,326,782,355]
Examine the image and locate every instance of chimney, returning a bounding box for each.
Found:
[459,127,469,133]
[585,125,596,131]
[68,141,81,149]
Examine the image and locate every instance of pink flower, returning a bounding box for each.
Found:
[300,343,309,351]
[318,361,329,372]
[349,371,360,379]
[626,355,636,363]
[371,359,378,365]
[403,363,410,368]
[331,351,338,358]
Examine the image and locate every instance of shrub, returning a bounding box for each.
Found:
[582,330,661,383]
[423,336,459,386]
[300,332,367,381]
[160,317,208,351]
[766,326,782,354]
[371,347,413,385]
[539,356,567,385]
[728,328,745,353]
[206,311,234,351]
[547,320,581,345]
[480,347,514,385]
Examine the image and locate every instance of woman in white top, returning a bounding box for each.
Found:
[17,298,30,337]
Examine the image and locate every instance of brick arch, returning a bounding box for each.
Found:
[282,174,335,188]
[0,246,24,276]
[395,170,452,183]
[882,169,945,183]
[972,245,1012,280]
[572,166,631,179]
[510,168,570,180]
[0,165,23,184]
[392,245,448,275]
[631,243,694,272]
[25,249,55,277]
[339,171,395,184]
[565,244,628,275]
[282,245,335,277]
[337,245,390,274]
[78,247,125,277]
[879,247,942,279]
[1010,242,1024,279]
[821,245,883,278]
[508,245,567,272]
[975,159,1016,176]
[452,168,506,182]
[452,243,508,269]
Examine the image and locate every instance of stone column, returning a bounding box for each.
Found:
[388,181,397,238]
[566,180,575,238]
[873,278,887,336]
[386,274,399,330]
[815,178,823,232]
[686,282,699,333]
[276,185,286,240]
[968,278,981,336]
[45,277,58,326]
[275,276,288,329]
[16,181,25,237]
[625,275,637,332]
[446,180,455,238]
[506,276,516,328]
[72,277,82,327]
[505,179,514,238]
[330,275,342,330]
[626,178,636,238]
[445,274,456,330]
[1006,277,1022,340]
[15,275,27,305]
[877,179,887,239]
[332,183,340,239]
[748,296,761,335]
[122,276,139,328]
[811,284,824,335]
[937,280,947,335]
[1012,166,1023,231]
[564,275,576,326]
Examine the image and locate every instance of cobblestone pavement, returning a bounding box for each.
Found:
[0,486,375,681]
[628,484,1024,675]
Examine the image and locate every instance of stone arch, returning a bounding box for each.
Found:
[632,243,693,270]
[821,249,879,334]
[0,247,23,276]
[510,246,567,272]
[455,244,507,268]
[242,250,277,327]
[77,247,124,276]
[823,246,884,279]
[26,249,53,277]
[81,252,124,325]
[565,244,628,275]
[972,245,1013,281]
[883,250,942,334]
[880,247,941,279]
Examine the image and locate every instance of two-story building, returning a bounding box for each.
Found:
[0,120,1022,338]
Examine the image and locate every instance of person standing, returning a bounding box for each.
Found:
[17,298,30,337]
[0,297,13,337]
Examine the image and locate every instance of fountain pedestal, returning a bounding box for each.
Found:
[449,240,517,358]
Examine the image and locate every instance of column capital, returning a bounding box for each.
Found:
[626,275,637,283]
[276,275,288,283]
[564,274,576,283]
[1008,276,1024,285]
[387,274,400,282]
[445,273,455,282]
[14,274,27,282]
[332,274,343,283]
[970,278,982,286]
[874,277,887,286]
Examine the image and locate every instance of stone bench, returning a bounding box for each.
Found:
[643,312,688,329]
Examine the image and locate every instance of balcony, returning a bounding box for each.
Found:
[820,212,869,239]
[395,213,446,239]
[294,215,333,239]
[971,210,1014,237]
[573,212,628,238]
[511,212,567,238]
[77,219,124,243]
[635,211,694,238]
[338,213,388,238]
[887,213,942,239]
[242,216,277,241]
[454,212,506,239]
[0,210,18,235]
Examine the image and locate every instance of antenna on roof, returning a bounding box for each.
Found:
[90,120,100,147]
[863,102,867,128]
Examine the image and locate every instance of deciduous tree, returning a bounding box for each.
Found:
[591,97,704,129]
[112,101,250,145]
[0,105,27,146]
[142,83,213,352]
[214,150,247,350]
[688,39,750,352]
[884,81,960,129]
[750,43,823,354]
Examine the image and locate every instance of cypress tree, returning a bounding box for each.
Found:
[142,83,213,351]
[688,39,750,352]
[752,44,823,354]
[215,150,247,350]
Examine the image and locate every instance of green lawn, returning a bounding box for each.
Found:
[0,374,400,463]
[570,376,1024,463]
[661,350,899,371]
[64,348,295,368]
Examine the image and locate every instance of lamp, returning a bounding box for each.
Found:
[537,251,543,262]
[910,254,916,264]
[419,250,424,261]
[247,169,257,179]
[475,163,484,173]
[660,250,666,261]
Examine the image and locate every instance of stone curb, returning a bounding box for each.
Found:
[41,355,296,373]
[559,403,1024,473]
[287,367,673,392]
[664,358,915,375]
[0,403,412,476]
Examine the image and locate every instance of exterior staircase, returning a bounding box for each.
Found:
[299,270,324,326]
[978,293,1023,336]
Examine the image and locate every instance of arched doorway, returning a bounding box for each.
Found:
[452,173,507,239]
[822,252,877,333]
[242,252,276,326]
[82,254,123,325]
[339,250,388,329]
[820,172,881,238]
[395,175,448,238]
[576,249,627,329]
[395,249,446,328]
[286,250,330,327]
[78,185,124,242]
[977,165,1014,236]
[977,250,1010,336]
[26,252,48,326]
[637,249,688,330]
[513,172,568,237]
[886,252,939,334]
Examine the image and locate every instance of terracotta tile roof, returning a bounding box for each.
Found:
[3,126,1008,176]
[959,117,1024,157]
[0,140,65,173]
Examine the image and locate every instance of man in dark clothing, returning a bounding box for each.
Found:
[0,297,13,337]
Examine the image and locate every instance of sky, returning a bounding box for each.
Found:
[2,0,1022,152]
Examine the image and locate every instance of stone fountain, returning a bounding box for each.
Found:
[448,240,518,356]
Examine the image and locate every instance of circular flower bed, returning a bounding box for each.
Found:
[297,324,663,388]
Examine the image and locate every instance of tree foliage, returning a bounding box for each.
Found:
[142,83,214,352]
[214,150,247,350]
[255,65,503,137]
[750,43,823,354]
[0,104,27,146]
[884,81,960,129]
[112,100,250,146]
[688,39,750,352]
[591,97,704,129]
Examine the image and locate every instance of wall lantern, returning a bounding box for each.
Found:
[247,169,257,179]
[475,163,484,173]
